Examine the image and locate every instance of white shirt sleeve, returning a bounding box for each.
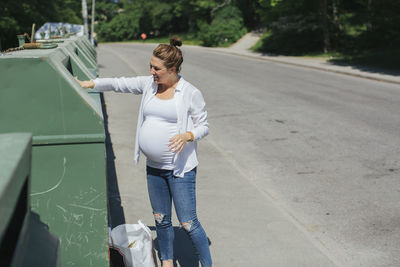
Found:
[93,76,149,94]
[189,90,209,141]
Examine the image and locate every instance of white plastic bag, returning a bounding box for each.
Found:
[110,220,156,267]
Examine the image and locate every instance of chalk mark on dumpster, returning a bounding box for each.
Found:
[31,157,67,196]
[84,192,104,205]
[69,203,105,211]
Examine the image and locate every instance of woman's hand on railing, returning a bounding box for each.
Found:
[75,77,95,89]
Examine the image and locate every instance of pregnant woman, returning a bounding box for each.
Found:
[76,38,212,267]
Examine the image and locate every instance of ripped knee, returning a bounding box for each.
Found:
[181,220,193,232]
[153,213,164,224]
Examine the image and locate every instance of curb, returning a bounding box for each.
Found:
[210,48,400,86]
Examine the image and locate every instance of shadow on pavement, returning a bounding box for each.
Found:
[101,93,126,228]
[100,93,126,267]
[326,59,400,76]
[257,51,400,77]
[151,226,200,267]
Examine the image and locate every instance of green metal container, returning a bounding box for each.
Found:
[61,39,98,78]
[0,133,60,267]
[75,36,97,59]
[0,38,109,266]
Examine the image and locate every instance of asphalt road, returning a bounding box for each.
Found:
[99,43,400,267]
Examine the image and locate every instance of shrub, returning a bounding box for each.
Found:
[96,12,140,42]
[198,5,247,47]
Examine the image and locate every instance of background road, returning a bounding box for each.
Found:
[99,43,400,267]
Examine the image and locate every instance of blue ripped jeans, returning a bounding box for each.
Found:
[146,166,212,267]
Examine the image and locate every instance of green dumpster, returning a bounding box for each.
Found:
[44,36,98,77]
[0,38,109,266]
[0,133,60,267]
[61,40,98,76]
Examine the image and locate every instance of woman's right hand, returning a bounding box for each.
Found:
[75,77,95,89]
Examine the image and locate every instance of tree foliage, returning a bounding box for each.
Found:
[198,5,247,47]
[94,0,218,42]
[1,0,399,56]
[256,0,400,55]
[0,0,81,50]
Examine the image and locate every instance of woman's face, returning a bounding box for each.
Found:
[150,56,175,85]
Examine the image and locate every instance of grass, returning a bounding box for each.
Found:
[250,31,272,52]
[250,31,400,71]
[301,52,343,59]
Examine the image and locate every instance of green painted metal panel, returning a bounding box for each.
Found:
[0,133,61,267]
[36,36,96,73]
[73,39,97,65]
[74,46,96,71]
[61,42,98,78]
[0,54,104,144]
[33,133,104,145]
[78,39,97,62]
[49,45,96,81]
[0,133,32,238]
[76,37,97,59]
[0,38,109,266]
[30,143,108,266]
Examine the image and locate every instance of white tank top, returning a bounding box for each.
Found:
[139,95,178,169]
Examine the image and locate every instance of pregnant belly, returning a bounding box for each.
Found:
[139,118,177,164]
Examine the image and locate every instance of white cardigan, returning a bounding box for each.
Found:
[93,75,209,177]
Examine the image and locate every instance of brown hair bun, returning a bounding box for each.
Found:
[170,37,182,47]
[153,38,184,73]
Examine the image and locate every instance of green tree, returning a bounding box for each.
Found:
[255,0,400,54]
[234,0,262,29]
[198,4,247,47]
[93,0,124,41]
[0,0,81,50]
[256,0,326,55]
[359,0,400,49]
[94,0,218,42]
